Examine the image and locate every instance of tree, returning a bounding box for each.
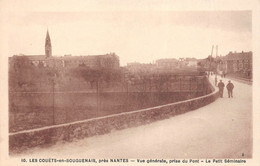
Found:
[70,67,123,89]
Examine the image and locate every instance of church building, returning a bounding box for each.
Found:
[45,30,52,58]
[9,30,120,69]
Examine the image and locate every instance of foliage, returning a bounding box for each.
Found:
[9,57,57,91]
[69,67,123,87]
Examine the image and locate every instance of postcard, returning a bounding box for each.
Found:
[0,0,259,165]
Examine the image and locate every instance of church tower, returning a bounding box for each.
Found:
[45,30,52,57]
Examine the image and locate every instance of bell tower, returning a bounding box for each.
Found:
[45,30,52,57]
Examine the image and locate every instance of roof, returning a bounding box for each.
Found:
[11,53,119,61]
[24,55,47,61]
[224,51,252,60]
[60,54,119,60]
[156,58,178,63]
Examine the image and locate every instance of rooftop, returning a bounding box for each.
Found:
[224,51,252,60]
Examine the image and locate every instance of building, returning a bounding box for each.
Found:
[9,30,120,69]
[218,51,252,78]
[156,58,178,68]
[45,30,52,57]
[185,58,198,68]
[61,53,119,69]
[156,58,197,69]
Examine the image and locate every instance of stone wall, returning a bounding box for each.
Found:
[9,91,204,132]
[9,79,219,154]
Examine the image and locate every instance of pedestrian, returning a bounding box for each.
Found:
[218,80,225,98]
[215,76,218,86]
[226,80,234,98]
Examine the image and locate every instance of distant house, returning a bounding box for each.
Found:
[219,51,252,77]
[186,58,198,68]
[156,58,178,68]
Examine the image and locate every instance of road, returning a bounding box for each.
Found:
[18,76,252,159]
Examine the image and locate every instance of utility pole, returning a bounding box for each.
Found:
[210,45,214,71]
[96,79,99,117]
[53,77,55,125]
[208,45,214,77]
[52,58,55,125]
[216,45,218,58]
[216,45,218,74]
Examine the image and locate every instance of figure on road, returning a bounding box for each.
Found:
[215,76,218,86]
[218,80,225,98]
[226,80,234,98]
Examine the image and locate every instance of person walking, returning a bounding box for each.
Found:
[215,76,218,86]
[218,80,225,98]
[220,71,223,78]
[226,80,234,98]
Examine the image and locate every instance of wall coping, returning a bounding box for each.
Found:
[9,78,218,136]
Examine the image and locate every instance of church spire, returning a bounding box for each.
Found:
[45,30,52,57]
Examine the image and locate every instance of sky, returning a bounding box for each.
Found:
[0,1,252,66]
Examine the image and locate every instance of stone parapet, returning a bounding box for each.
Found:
[9,79,218,154]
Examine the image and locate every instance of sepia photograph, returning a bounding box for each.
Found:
[0,0,259,165]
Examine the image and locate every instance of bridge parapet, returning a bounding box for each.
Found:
[9,78,219,154]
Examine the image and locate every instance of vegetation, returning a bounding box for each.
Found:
[69,67,123,88]
[9,57,203,92]
[9,57,124,91]
[197,56,217,72]
[9,57,57,91]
